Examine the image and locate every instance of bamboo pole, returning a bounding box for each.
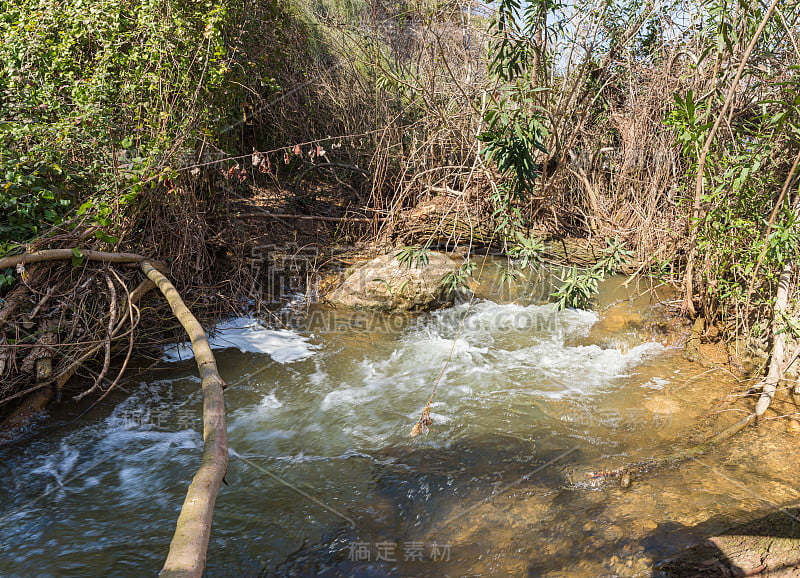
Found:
[0,250,226,574]
[141,261,228,578]
[0,249,147,270]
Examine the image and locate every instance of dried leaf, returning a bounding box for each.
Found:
[410,402,432,437]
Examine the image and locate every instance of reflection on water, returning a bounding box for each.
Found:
[0,265,798,577]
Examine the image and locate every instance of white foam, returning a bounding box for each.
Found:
[260,393,284,409]
[645,376,671,389]
[162,316,315,363]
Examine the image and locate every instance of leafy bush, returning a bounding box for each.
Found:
[0,0,237,248]
[551,266,603,310]
[508,231,545,269]
[595,235,634,274]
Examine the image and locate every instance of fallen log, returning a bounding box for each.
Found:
[142,261,228,578]
[0,249,226,575]
[0,249,147,270]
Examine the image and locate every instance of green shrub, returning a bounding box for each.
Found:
[0,0,236,247]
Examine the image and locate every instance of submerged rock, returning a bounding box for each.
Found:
[325,251,459,311]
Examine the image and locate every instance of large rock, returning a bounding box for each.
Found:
[326,251,459,311]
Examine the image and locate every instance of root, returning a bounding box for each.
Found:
[73,273,117,402]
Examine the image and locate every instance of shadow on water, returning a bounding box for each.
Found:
[650,506,800,577]
[252,435,585,577]
[219,422,800,578]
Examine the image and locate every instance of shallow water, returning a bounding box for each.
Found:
[1,264,798,576]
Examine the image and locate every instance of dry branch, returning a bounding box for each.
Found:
[237,212,380,223]
[142,260,228,578]
[0,280,32,331]
[755,263,794,418]
[73,273,117,402]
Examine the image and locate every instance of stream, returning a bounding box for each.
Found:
[1,264,799,576]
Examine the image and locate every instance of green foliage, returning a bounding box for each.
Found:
[396,245,431,268]
[582,0,684,59]
[595,235,634,274]
[478,111,548,229]
[480,0,559,233]
[551,266,603,310]
[778,311,800,339]
[499,264,523,287]
[372,277,410,296]
[508,231,545,269]
[661,1,800,329]
[0,268,15,289]
[766,211,800,265]
[650,258,671,282]
[551,236,632,310]
[671,80,799,313]
[666,90,711,163]
[440,261,476,295]
[71,247,85,268]
[0,0,239,249]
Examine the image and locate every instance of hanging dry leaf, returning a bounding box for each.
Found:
[410,402,433,437]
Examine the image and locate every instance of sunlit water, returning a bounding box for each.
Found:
[1,265,798,576]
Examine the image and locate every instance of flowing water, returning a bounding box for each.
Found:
[1,264,799,577]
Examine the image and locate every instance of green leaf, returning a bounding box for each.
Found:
[71,247,85,267]
[95,230,119,244]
